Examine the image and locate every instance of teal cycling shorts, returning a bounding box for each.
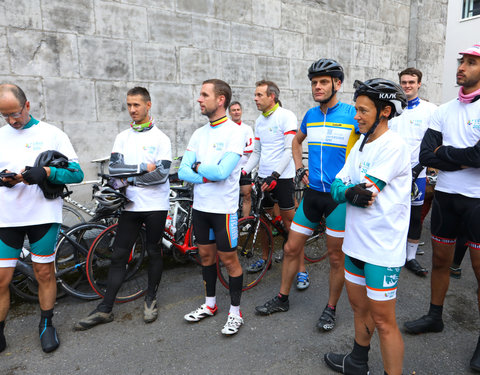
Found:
[344,255,401,301]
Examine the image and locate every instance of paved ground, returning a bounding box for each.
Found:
[1,222,479,375]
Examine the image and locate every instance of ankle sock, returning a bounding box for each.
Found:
[0,321,6,353]
[39,308,53,328]
[278,293,288,302]
[350,340,370,363]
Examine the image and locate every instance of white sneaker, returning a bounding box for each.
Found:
[184,304,217,322]
[221,312,244,335]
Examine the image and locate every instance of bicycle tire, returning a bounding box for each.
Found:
[217,216,273,292]
[9,270,39,303]
[55,223,108,300]
[303,221,328,263]
[86,223,147,303]
[62,204,86,227]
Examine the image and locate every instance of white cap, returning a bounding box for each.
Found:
[459,44,480,57]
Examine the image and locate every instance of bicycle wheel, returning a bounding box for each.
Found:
[217,216,273,291]
[62,204,86,227]
[55,223,107,300]
[303,221,328,263]
[10,269,39,303]
[86,224,147,303]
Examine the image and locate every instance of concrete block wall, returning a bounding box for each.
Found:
[0,0,448,179]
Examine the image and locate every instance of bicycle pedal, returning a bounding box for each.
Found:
[186,250,198,256]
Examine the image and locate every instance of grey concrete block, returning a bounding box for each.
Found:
[44,78,96,121]
[281,2,307,33]
[221,52,256,87]
[179,48,222,84]
[149,83,194,121]
[215,0,252,22]
[42,0,95,34]
[378,0,410,27]
[231,23,274,55]
[63,121,119,179]
[133,42,176,82]
[149,9,192,46]
[256,56,290,88]
[274,30,304,58]
[252,0,281,28]
[78,37,132,80]
[230,86,258,124]
[0,28,9,74]
[177,0,214,16]
[0,0,42,29]
[338,15,366,42]
[365,21,386,46]
[307,8,336,39]
[95,2,147,40]
[303,35,333,61]
[120,0,174,10]
[8,29,79,78]
[290,59,313,90]
[332,39,354,66]
[0,75,45,119]
[176,119,204,156]
[297,90,317,120]
[192,17,230,51]
[95,81,132,122]
[151,118,176,156]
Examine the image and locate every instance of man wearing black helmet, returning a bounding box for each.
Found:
[0,83,84,353]
[255,59,359,334]
[324,78,410,375]
[75,87,172,331]
[404,44,480,372]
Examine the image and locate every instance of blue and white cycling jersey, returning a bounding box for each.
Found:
[300,102,359,192]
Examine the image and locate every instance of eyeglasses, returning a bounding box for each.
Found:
[1,102,25,119]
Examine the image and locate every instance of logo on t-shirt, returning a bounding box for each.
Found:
[142,145,156,154]
[25,141,43,151]
[360,161,371,175]
[269,125,279,133]
[213,142,225,151]
[409,119,423,127]
[467,118,480,129]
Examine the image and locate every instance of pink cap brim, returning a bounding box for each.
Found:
[459,44,480,57]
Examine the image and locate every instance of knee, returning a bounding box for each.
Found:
[283,241,300,259]
[371,313,397,336]
[34,264,55,284]
[328,248,344,269]
[111,248,131,267]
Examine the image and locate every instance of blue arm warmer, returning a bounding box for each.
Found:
[178,150,204,184]
[48,161,84,184]
[197,152,241,181]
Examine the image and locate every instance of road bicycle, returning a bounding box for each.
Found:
[216,177,328,291]
[85,183,200,303]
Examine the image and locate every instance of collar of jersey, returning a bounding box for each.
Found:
[23,116,39,129]
[234,121,242,125]
[262,103,279,117]
[407,97,420,109]
[319,101,340,114]
[210,116,228,127]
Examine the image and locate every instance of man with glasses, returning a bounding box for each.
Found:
[0,83,83,353]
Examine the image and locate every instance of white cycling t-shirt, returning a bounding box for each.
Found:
[336,130,411,267]
[389,99,437,178]
[0,121,79,227]
[430,98,480,198]
[186,119,244,214]
[112,126,172,212]
[237,122,254,169]
[254,106,297,178]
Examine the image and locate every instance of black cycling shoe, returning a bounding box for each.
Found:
[39,325,60,353]
[470,336,480,371]
[317,305,336,331]
[324,352,369,374]
[405,259,428,277]
[404,314,444,334]
[255,296,289,315]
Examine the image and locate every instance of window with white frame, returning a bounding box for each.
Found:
[463,0,480,18]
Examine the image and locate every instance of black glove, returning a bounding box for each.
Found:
[0,169,15,188]
[22,166,47,185]
[345,183,373,208]
[264,171,280,190]
[191,161,201,173]
[295,167,308,184]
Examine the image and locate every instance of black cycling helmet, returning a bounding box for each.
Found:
[308,58,344,82]
[353,78,407,151]
[33,150,74,199]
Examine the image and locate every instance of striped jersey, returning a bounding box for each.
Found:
[300,102,359,192]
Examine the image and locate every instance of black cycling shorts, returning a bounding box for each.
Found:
[431,191,480,248]
[192,209,238,252]
[261,178,295,211]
